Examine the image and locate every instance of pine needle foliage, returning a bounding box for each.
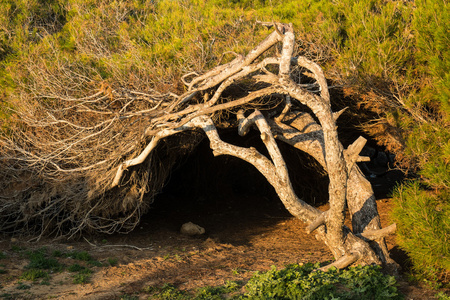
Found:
[392,182,450,286]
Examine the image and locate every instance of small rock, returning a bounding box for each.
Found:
[180,222,205,236]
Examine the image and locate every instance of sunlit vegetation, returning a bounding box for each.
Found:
[143,263,402,299]
[0,0,448,286]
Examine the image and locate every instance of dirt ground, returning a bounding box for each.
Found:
[0,187,442,300]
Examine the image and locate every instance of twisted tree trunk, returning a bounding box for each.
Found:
[110,23,397,269]
[1,22,397,270]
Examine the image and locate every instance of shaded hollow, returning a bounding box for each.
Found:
[143,128,329,242]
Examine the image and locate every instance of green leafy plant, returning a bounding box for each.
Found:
[10,246,24,252]
[25,248,63,272]
[437,291,450,300]
[240,263,403,299]
[107,257,118,266]
[146,264,401,299]
[194,280,240,299]
[87,260,103,267]
[15,282,30,290]
[68,262,94,284]
[52,250,63,257]
[147,284,190,300]
[20,269,50,281]
[68,263,87,273]
[66,250,93,261]
[40,279,50,285]
[64,250,102,266]
[72,272,92,284]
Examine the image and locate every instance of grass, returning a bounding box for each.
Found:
[10,246,24,252]
[65,250,93,261]
[65,255,96,284]
[146,284,190,300]
[194,281,240,299]
[67,263,87,273]
[25,248,64,272]
[107,257,118,266]
[3,247,103,286]
[67,262,94,284]
[20,269,50,281]
[72,272,92,284]
[15,282,31,290]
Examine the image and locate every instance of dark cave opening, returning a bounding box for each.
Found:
[141,122,403,238]
[143,128,330,234]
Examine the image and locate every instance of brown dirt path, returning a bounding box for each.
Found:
[0,195,440,299]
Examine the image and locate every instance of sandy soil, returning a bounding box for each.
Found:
[0,192,442,300]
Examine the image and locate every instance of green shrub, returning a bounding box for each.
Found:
[392,182,450,286]
[65,250,101,266]
[241,263,402,299]
[146,264,401,299]
[68,261,93,284]
[52,250,64,257]
[412,0,450,119]
[88,260,103,267]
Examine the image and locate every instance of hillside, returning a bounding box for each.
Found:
[0,0,448,288]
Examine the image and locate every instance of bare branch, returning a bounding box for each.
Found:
[307,212,327,234]
[0,23,397,270]
[332,107,347,121]
[319,253,360,272]
[360,223,397,240]
[345,136,368,171]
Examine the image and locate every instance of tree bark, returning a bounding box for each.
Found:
[108,23,398,269]
[1,22,398,270]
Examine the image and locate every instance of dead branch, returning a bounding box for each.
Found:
[0,22,398,271]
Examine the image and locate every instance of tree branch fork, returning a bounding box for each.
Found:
[3,22,397,270]
[109,23,397,270]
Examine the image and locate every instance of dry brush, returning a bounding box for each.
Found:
[0,23,397,270]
